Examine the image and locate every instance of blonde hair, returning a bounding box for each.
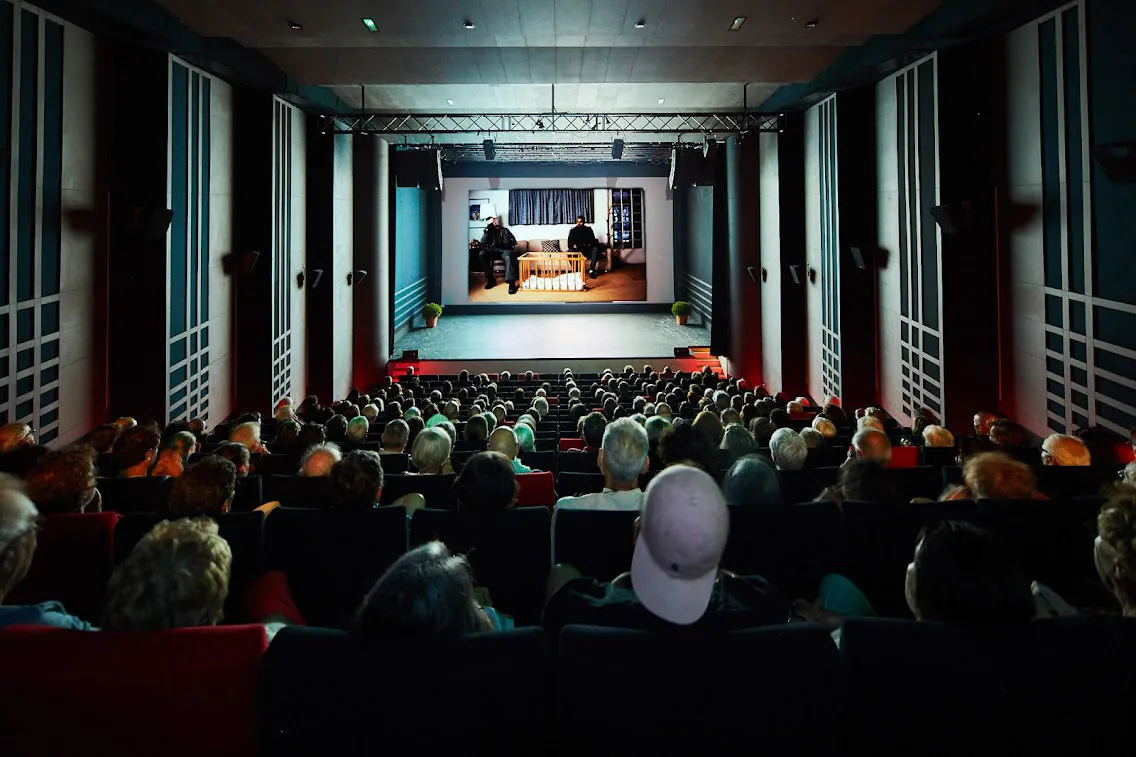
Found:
[412,427,453,474]
[229,422,262,451]
[963,452,1037,501]
[102,518,231,631]
[812,417,837,438]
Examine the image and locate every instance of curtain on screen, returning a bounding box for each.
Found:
[508,189,594,225]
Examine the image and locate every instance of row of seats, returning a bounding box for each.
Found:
[11,495,1107,629]
[2,616,1133,756]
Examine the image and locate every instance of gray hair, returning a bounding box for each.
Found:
[230,422,262,451]
[787,401,804,414]
[631,413,647,426]
[382,419,410,449]
[857,416,885,432]
[601,417,649,485]
[812,417,837,438]
[644,415,671,445]
[347,416,370,442]
[720,424,757,457]
[300,443,342,477]
[799,427,824,449]
[533,397,549,417]
[769,427,808,471]
[722,455,782,507]
[655,402,672,418]
[412,427,453,474]
[0,477,37,561]
[852,428,893,464]
[921,425,955,448]
[361,404,380,422]
[1123,461,1136,485]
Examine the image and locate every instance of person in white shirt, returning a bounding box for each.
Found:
[555,418,649,514]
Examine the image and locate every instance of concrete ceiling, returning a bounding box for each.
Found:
[156,0,942,112]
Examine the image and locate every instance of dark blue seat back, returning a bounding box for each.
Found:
[556,471,605,497]
[96,476,169,514]
[552,508,637,581]
[721,503,845,598]
[262,474,332,508]
[380,473,458,510]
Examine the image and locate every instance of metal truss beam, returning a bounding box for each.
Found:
[318,112,781,135]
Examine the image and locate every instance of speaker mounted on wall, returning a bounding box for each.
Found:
[1091,141,1136,183]
[850,247,869,270]
[788,265,803,285]
[133,207,174,240]
[929,203,972,235]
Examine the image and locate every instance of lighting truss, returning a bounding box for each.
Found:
[318,111,782,135]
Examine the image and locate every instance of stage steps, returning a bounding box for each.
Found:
[689,346,723,377]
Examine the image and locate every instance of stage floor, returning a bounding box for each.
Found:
[393,313,710,360]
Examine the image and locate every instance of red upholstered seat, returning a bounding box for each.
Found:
[7,512,118,625]
[559,437,585,452]
[0,624,267,756]
[516,471,556,508]
[887,445,921,469]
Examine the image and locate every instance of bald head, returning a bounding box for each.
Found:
[974,411,998,437]
[488,426,519,460]
[852,428,893,464]
[0,424,34,455]
[300,443,342,477]
[1041,434,1091,467]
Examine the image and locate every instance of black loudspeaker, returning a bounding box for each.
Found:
[669,147,715,189]
[483,139,495,161]
[789,264,803,285]
[134,207,174,239]
[612,139,624,160]
[674,347,692,357]
[851,247,868,270]
[1092,142,1136,182]
[401,350,420,361]
[929,204,971,234]
[395,150,443,189]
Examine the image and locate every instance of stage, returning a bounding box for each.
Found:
[391,313,711,370]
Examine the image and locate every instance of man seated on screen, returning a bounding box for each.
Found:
[478,216,521,294]
[568,215,602,278]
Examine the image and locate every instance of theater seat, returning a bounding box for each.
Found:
[97,476,169,514]
[7,512,118,625]
[381,473,458,510]
[559,437,585,452]
[516,471,556,508]
[556,471,605,497]
[557,449,599,473]
[552,508,637,580]
[0,624,267,757]
[519,449,555,473]
[556,624,842,756]
[886,445,920,468]
[262,474,332,508]
[259,627,547,757]
[841,617,1136,755]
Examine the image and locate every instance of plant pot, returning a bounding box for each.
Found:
[425,316,439,328]
[675,314,688,326]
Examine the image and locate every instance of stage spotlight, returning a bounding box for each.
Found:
[703,138,718,160]
[483,139,495,161]
[612,139,624,160]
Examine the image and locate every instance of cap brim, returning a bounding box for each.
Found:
[630,533,717,626]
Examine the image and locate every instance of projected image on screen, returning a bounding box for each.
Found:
[467,188,647,302]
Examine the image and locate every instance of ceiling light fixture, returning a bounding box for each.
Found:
[804,19,818,29]
[288,20,303,31]
[446,99,455,105]
[361,18,379,32]
[729,16,746,31]
[464,19,476,29]
[635,19,646,29]
[658,98,666,104]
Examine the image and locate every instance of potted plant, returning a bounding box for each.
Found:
[422,302,443,328]
[672,301,692,326]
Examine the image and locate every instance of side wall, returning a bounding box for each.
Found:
[758,132,783,393]
[803,104,824,402]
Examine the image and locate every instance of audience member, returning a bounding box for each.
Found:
[1096,487,1136,617]
[850,428,892,465]
[1041,433,1091,467]
[961,452,1040,501]
[215,442,252,477]
[115,423,161,478]
[799,427,824,450]
[346,416,370,443]
[769,428,808,471]
[722,455,782,507]
[381,419,410,453]
[300,442,342,477]
[230,422,269,454]
[557,418,649,513]
[812,416,837,439]
[464,415,489,443]
[166,457,236,517]
[454,451,517,516]
[412,428,453,475]
[102,518,232,631]
[657,421,718,474]
[328,450,385,511]
[823,461,900,504]
[922,425,955,448]
[489,427,531,474]
[514,423,536,454]
[83,424,121,455]
[25,447,100,515]
[579,412,607,451]
[0,423,35,455]
[973,411,999,438]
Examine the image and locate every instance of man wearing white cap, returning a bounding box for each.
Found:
[542,464,786,632]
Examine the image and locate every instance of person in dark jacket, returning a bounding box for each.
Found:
[567,215,601,277]
[478,217,521,294]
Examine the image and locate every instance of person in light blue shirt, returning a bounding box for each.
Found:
[0,479,95,631]
[488,427,533,474]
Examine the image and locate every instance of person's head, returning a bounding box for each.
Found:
[720,408,741,427]
[329,450,385,511]
[229,422,264,453]
[838,461,900,503]
[166,457,236,517]
[25,446,99,515]
[488,426,520,461]
[644,415,671,447]
[84,424,121,455]
[657,421,717,473]
[353,541,492,636]
[1041,434,1091,467]
[412,427,453,475]
[799,427,824,450]
[300,442,342,477]
[444,400,461,421]
[533,396,549,418]
[852,428,892,464]
[0,481,38,600]
[904,521,1034,623]
[857,415,885,433]
[769,427,808,471]
[824,404,847,425]
[722,454,781,507]
[922,425,955,448]
[575,215,586,227]
[749,417,776,447]
[1123,461,1136,486]
[720,424,756,457]
[381,419,410,452]
[973,411,999,437]
[102,518,232,631]
[346,416,370,443]
[326,414,349,441]
[581,411,608,449]
[454,451,517,515]
[599,418,650,488]
[361,404,381,424]
[631,465,729,625]
[786,400,804,414]
[513,422,535,453]
[114,423,162,471]
[1096,487,1136,615]
[963,452,1038,500]
[464,414,489,442]
[809,417,836,441]
[0,423,35,455]
[692,411,725,448]
[214,442,251,477]
[989,419,1029,448]
[488,216,499,228]
[655,402,672,420]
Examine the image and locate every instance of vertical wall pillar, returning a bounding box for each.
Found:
[352,136,390,389]
[725,136,762,384]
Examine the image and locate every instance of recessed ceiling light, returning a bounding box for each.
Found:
[288,20,303,31]
[361,18,378,33]
[729,16,746,31]
[464,19,476,29]
[804,19,819,29]
[658,98,666,104]
[446,99,455,105]
[635,19,646,29]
